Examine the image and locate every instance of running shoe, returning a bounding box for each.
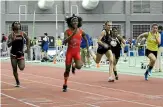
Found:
[108,77,115,82]
[62,84,67,92]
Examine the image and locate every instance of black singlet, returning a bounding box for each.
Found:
[11,32,24,57]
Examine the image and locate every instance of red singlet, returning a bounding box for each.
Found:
[65,28,83,65]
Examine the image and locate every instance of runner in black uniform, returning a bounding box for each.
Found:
[110,27,125,80]
[7,21,30,87]
[96,21,114,82]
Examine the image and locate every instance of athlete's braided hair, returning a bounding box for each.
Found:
[65,14,82,28]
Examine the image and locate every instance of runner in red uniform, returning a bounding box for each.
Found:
[62,14,89,92]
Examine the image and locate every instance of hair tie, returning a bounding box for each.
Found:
[71,17,78,22]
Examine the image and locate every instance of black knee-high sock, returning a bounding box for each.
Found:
[114,71,118,77]
[148,66,153,70]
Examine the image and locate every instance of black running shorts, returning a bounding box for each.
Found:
[145,49,157,58]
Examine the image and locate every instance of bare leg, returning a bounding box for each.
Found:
[145,53,157,80]
[10,57,20,87]
[96,53,103,68]
[89,48,96,62]
[63,52,73,92]
[148,53,157,68]
[17,59,25,71]
[74,59,83,69]
[113,54,119,80]
[63,64,71,92]
[105,50,114,82]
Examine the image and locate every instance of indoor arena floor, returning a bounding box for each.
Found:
[1,56,163,107]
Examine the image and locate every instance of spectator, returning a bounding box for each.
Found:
[56,36,62,47]
[41,33,49,61]
[80,33,92,67]
[155,25,163,72]
[1,33,8,56]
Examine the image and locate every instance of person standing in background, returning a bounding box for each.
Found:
[31,37,39,60]
[123,36,129,62]
[1,34,8,56]
[56,36,62,47]
[41,32,49,61]
[80,33,91,67]
[155,25,163,72]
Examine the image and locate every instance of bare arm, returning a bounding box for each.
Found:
[23,32,30,50]
[63,31,69,45]
[136,32,148,45]
[117,34,125,44]
[7,33,13,48]
[97,30,107,47]
[155,33,161,45]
